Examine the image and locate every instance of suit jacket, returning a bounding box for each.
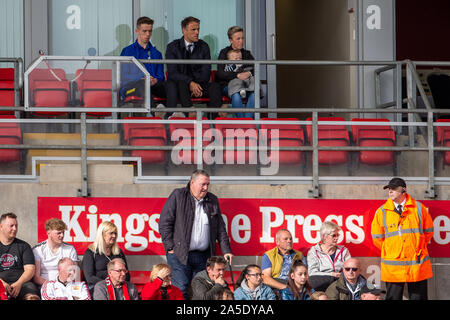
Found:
[158,183,232,265]
[165,36,212,84]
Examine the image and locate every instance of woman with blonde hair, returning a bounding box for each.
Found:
[81,221,129,293]
[141,264,184,300]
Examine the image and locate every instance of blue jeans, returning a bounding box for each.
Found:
[223,86,255,118]
[166,250,209,299]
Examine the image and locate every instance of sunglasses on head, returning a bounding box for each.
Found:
[344,267,358,272]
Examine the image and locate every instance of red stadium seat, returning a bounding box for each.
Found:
[75,69,112,117]
[29,68,70,116]
[0,68,15,115]
[306,117,350,165]
[129,270,151,294]
[436,118,450,168]
[351,118,396,170]
[0,115,21,163]
[168,117,211,164]
[260,118,305,166]
[214,117,258,165]
[123,117,167,164]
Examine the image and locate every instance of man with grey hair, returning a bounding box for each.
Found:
[41,257,90,300]
[325,257,367,300]
[93,258,138,300]
[159,169,233,299]
[261,229,306,292]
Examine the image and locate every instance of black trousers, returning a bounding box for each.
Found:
[165,80,222,108]
[385,279,428,300]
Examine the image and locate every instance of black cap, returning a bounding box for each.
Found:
[361,284,386,295]
[383,177,406,190]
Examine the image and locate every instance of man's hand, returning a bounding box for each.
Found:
[168,250,174,254]
[9,281,22,299]
[237,72,251,81]
[189,81,203,97]
[224,253,234,266]
[214,275,226,286]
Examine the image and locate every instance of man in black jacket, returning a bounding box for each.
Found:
[165,16,225,118]
[158,169,233,298]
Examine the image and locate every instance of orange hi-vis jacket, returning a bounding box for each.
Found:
[371,193,434,283]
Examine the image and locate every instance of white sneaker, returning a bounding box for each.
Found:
[240,89,246,98]
[154,103,166,118]
[169,112,186,118]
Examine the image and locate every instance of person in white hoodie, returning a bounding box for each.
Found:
[306,221,351,291]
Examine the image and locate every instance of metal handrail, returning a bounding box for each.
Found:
[3,57,450,198]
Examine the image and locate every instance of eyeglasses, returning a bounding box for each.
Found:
[344,267,358,272]
[112,269,128,274]
[247,273,262,278]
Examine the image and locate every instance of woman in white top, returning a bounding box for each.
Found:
[306,221,351,291]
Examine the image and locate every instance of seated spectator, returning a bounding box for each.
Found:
[141,263,184,300]
[361,284,385,300]
[93,258,138,300]
[41,258,90,300]
[307,221,351,291]
[213,287,234,300]
[81,221,129,293]
[310,290,329,300]
[188,256,229,300]
[280,260,314,300]
[0,213,39,300]
[120,16,167,112]
[261,229,306,292]
[325,258,366,300]
[32,218,79,287]
[23,293,40,300]
[165,16,226,119]
[216,26,257,118]
[234,264,276,300]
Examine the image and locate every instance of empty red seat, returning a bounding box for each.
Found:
[123,117,167,164]
[0,68,15,115]
[29,68,70,116]
[169,117,211,164]
[436,118,450,167]
[351,118,396,166]
[0,115,21,163]
[306,117,350,165]
[260,118,305,164]
[76,69,112,117]
[214,117,258,164]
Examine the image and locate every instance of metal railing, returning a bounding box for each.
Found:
[1,57,450,198]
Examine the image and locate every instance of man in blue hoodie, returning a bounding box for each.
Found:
[120,16,166,109]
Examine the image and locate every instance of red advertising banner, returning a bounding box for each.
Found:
[37,197,450,257]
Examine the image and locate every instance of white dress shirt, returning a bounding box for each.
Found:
[189,197,210,251]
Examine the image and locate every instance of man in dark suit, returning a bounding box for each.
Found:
[165,16,225,118]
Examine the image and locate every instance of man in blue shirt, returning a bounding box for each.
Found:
[120,16,166,110]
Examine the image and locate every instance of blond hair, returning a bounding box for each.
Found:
[150,263,171,282]
[88,221,120,256]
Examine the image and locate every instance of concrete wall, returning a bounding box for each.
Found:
[1,163,449,299]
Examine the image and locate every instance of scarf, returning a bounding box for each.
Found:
[106,276,130,300]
